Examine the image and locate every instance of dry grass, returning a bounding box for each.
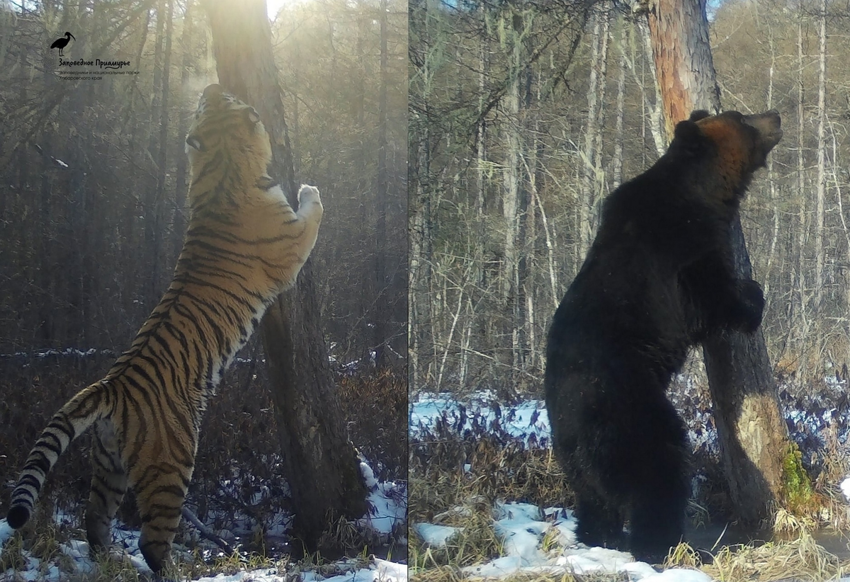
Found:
[0,525,373,581]
[411,497,503,570]
[409,426,570,579]
[686,532,848,582]
[411,402,850,582]
[1,354,406,578]
[337,368,408,481]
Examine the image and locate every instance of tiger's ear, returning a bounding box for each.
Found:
[186,133,204,152]
[244,107,261,124]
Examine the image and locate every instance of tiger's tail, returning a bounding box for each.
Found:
[7,381,112,529]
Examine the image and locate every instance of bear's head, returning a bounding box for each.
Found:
[672,109,782,202]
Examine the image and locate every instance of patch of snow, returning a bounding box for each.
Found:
[361,459,379,489]
[551,546,634,575]
[409,393,550,447]
[191,569,280,582]
[413,523,460,548]
[841,477,850,501]
[630,567,713,582]
[299,559,406,582]
[357,458,407,538]
[373,558,408,581]
[0,519,13,550]
[493,502,548,565]
[418,499,709,581]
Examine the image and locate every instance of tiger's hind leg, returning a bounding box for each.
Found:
[85,420,128,553]
[132,460,194,574]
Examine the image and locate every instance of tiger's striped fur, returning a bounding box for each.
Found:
[6,84,323,573]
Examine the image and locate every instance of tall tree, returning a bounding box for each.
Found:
[409,0,436,392]
[202,0,367,548]
[641,0,793,526]
[501,8,525,391]
[144,0,167,302]
[578,5,608,259]
[813,0,827,316]
[172,0,195,253]
[374,0,390,366]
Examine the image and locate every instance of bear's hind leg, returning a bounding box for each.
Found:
[575,488,625,550]
[628,486,687,564]
[626,417,689,564]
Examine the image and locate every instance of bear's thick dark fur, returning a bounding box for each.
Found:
[544,110,782,563]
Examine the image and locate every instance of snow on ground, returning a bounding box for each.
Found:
[0,516,406,582]
[415,501,711,581]
[410,374,850,458]
[409,392,550,447]
[357,458,407,541]
[0,460,407,581]
[411,389,850,580]
[167,558,405,582]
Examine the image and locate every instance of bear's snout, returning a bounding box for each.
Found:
[744,110,783,152]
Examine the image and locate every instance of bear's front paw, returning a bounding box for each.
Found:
[732,280,764,333]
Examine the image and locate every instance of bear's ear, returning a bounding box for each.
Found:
[688,110,711,122]
[671,119,707,156]
[673,119,702,142]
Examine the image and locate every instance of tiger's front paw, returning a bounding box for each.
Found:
[297,184,323,220]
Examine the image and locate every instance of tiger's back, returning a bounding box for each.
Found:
[6,84,322,574]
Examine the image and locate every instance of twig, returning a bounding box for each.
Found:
[181,506,236,557]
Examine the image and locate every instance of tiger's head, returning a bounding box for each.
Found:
[185,84,274,189]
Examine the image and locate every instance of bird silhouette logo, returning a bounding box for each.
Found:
[50,32,75,56]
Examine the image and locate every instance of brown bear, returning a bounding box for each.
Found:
[544,110,782,563]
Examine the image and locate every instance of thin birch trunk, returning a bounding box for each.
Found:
[797,14,809,365]
[764,23,778,300]
[814,0,827,316]
[611,24,627,188]
[578,8,601,260]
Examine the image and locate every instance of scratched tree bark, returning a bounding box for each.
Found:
[203,0,368,548]
[643,0,792,527]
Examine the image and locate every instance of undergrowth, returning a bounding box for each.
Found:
[1,352,406,578]
[409,386,850,581]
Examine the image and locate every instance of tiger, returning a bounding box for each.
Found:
[5,83,323,574]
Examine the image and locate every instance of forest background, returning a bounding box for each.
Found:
[0,0,408,534]
[409,0,850,400]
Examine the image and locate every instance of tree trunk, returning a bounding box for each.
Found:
[578,7,601,260]
[144,0,166,304]
[591,5,611,196]
[796,13,808,373]
[501,9,524,392]
[409,0,435,392]
[611,23,626,189]
[172,0,194,255]
[814,0,827,317]
[643,0,791,527]
[374,0,389,366]
[159,0,173,257]
[645,0,720,127]
[202,0,367,548]
[763,25,778,300]
[637,17,668,158]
